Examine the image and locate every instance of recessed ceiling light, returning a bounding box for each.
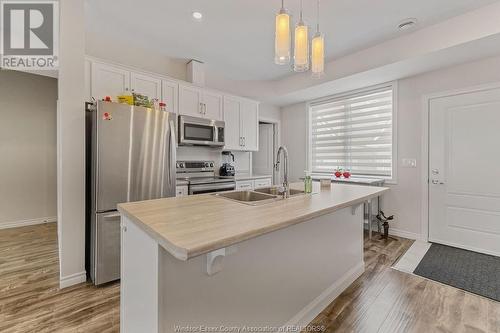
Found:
[192,12,203,21]
[398,18,418,31]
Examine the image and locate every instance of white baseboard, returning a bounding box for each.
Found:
[389,228,421,240]
[0,216,56,230]
[59,271,87,289]
[284,262,365,329]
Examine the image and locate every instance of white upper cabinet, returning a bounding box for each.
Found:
[223,96,242,151]
[179,84,223,121]
[130,72,161,100]
[87,58,258,144]
[179,84,203,117]
[223,96,259,151]
[91,62,130,101]
[203,91,223,120]
[240,100,259,151]
[161,79,179,114]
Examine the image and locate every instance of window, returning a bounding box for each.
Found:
[309,84,396,180]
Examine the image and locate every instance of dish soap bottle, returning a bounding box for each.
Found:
[304,171,313,194]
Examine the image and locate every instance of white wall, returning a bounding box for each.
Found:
[86,31,188,81]
[281,55,500,239]
[281,103,307,182]
[259,104,281,122]
[0,71,57,228]
[57,0,86,288]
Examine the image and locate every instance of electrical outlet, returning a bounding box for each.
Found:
[401,158,417,168]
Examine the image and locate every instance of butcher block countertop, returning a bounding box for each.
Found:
[117,182,389,261]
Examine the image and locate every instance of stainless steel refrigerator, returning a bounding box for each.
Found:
[86,101,177,285]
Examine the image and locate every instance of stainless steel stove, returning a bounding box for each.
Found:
[176,160,235,195]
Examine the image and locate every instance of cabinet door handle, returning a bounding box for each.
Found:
[204,103,207,115]
[199,102,203,114]
[243,137,246,146]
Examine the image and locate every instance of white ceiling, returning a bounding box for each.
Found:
[85,0,499,81]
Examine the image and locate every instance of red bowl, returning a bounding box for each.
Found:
[334,171,342,178]
[343,171,351,179]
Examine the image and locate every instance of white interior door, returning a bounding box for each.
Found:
[429,87,500,256]
[253,123,275,179]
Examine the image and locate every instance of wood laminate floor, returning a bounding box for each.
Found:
[0,223,119,333]
[0,223,499,332]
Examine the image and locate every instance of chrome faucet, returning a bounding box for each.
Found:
[275,146,290,198]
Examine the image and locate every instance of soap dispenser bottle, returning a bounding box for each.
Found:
[304,171,313,194]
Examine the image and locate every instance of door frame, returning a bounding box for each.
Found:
[257,116,281,185]
[420,81,500,242]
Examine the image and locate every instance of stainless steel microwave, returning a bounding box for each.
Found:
[178,115,225,147]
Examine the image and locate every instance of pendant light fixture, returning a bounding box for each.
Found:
[311,0,325,78]
[293,0,309,72]
[275,0,291,65]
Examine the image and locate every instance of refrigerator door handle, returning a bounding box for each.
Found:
[168,120,177,195]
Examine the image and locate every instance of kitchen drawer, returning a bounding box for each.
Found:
[176,185,188,197]
[235,180,254,191]
[253,178,272,189]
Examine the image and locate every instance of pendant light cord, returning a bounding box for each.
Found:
[300,0,303,21]
[316,0,320,32]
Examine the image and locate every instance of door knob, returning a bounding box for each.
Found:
[431,180,439,184]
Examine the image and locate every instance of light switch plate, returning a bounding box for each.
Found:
[401,158,417,168]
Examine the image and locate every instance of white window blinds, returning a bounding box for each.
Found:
[309,86,394,178]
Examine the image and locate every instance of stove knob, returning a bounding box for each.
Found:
[176,162,180,168]
[205,162,210,168]
[210,162,214,167]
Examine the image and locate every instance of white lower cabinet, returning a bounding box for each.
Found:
[236,178,272,191]
[235,180,254,191]
[175,185,188,197]
[254,178,272,189]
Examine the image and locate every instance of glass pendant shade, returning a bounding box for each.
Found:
[275,8,291,65]
[311,32,325,78]
[293,21,309,72]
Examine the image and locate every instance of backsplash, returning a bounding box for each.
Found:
[177,147,251,176]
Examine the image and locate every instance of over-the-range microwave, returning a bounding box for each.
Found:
[178,115,225,147]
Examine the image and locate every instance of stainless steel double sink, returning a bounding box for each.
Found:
[213,186,306,206]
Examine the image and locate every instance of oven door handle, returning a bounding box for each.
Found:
[189,183,235,194]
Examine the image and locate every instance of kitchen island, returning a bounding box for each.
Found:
[118,182,388,333]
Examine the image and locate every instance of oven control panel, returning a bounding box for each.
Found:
[176,160,215,173]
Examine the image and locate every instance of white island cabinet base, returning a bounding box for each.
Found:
[121,206,364,333]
